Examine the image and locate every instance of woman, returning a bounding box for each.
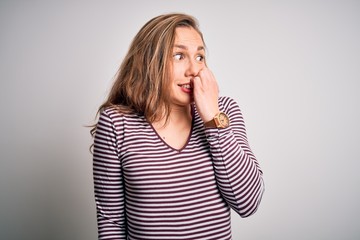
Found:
[92,13,264,239]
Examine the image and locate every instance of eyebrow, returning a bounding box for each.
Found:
[174,44,205,51]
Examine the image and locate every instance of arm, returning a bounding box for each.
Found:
[205,97,264,217]
[93,109,127,239]
[191,68,264,217]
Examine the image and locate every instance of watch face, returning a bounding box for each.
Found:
[218,112,229,127]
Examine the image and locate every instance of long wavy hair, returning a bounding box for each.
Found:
[90,13,205,137]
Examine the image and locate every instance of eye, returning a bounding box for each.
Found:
[196,55,205,62]
[173,53,184,60]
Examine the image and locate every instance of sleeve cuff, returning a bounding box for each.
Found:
[204,127,233,141]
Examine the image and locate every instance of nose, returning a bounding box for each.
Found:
[185,59,202,77]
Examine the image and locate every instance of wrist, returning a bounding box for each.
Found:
[204,112,230,129]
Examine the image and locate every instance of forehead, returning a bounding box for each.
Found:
[174,27,204,48]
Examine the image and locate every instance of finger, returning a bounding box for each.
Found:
[199,68,214,84]
[191,76,203,92]
[198,69,218,92]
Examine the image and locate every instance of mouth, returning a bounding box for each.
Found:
[178,83,192,89]
[178,83,193,89]
[177,83,193,94]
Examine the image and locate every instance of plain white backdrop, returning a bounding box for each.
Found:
[1,1,359,239]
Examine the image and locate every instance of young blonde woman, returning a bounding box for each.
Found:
[92,13,264,239]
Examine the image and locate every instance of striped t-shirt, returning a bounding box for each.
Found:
[93,96,264,239]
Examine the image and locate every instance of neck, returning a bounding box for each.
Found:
[171,104,192,121]
[153,104,192,129]
[151,104,193,150]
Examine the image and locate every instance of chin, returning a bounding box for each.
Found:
[171,94,191,104]
[171,99,192,108]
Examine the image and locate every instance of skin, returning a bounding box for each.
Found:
[153,26,220,149]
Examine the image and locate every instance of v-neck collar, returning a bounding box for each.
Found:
[149,104,195,153]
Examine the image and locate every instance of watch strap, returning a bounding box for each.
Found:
[204,118,217,128]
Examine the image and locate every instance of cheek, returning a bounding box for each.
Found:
[172,65,185,80]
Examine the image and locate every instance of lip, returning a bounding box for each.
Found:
[178,82,193,94]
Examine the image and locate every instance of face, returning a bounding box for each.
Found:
[169,27,205,108]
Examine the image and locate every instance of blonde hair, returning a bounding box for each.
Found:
[91,13,204,137]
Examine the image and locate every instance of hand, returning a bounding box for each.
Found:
[191,67,219,122]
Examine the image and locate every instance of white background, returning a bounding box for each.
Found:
[1,1,359,239]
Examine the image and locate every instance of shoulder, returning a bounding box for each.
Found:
[96,106,145,147]
[218,96,241,112]
[218,96,247,129]
[99,106,147,129]
[98,106,124,125]
[95,107,124,138]
[100,106,140,120]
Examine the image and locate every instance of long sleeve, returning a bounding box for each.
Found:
[205,97,264,217]
[93,109,127,239]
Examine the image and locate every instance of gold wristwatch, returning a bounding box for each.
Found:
[204,112,230,129]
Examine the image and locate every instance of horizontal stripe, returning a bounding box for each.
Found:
[93,96,264,239]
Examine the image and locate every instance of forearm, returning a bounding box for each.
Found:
[93,160,127,239]
[206,127,264,217]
